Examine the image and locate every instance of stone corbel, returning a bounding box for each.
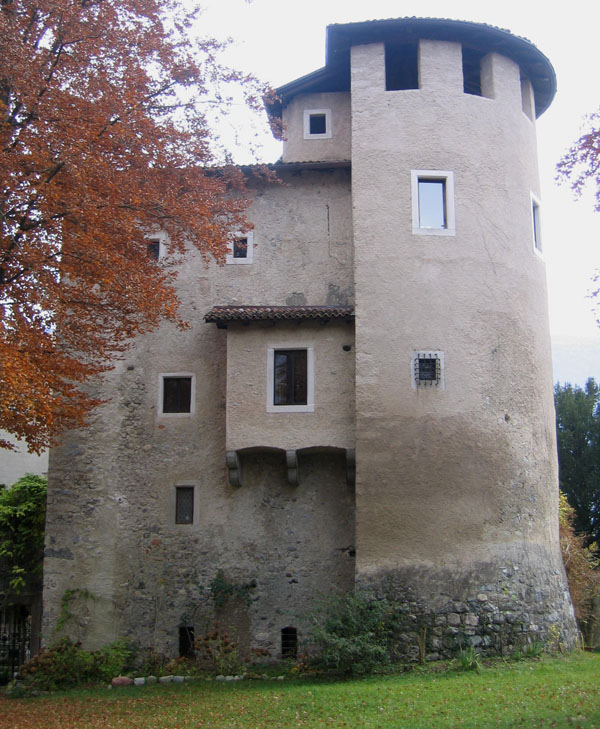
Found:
[226,450,242,487]
[286,450,299,486]
[346,449,356,487]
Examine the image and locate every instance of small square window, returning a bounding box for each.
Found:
[412,351,444,389]
[160,374,195,415]
[309,114,327,135]
[226,231,254,265]
[175,486,194,525]
[411,171,455,236]
[303,109,332,139]
[267,345,314,413]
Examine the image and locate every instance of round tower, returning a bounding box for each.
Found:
[341,18,576,655]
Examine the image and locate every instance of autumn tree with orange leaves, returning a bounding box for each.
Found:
[0,0,274,453]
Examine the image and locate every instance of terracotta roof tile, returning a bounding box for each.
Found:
[205,305,354,327]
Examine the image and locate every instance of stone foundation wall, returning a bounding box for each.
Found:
[358,548,577,662]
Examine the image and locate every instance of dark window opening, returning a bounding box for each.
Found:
[309,113,327,135]
[233,237,248,258]
[418,358,438,381]
[175,486,194,524]
[163,376,192,413]
[179,626,195,658]
[281,626,298,659]
[385,42,419,91]
[147,239,160,260]
[462,47,483,96]
[274,350,307,406]
[418,179,446,228]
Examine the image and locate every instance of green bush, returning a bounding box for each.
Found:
[19,638,132,690]
[309,591,402,675]
[454,645,482,672]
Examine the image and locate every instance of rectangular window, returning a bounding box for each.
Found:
[411,170,456,236]
[418,179,446,228]
[160,374,194,415]
[274,349,308,406]
[267,345,314,413]
[147,239,161,260]
[175,486,194,524]
[385,42,419,91]
[226,231,254,264]
[303,109,332,139]
[145,232,166,260]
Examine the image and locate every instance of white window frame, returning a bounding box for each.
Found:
[145,230,167,260]
[158,373,196,417]
[303,109,332,140]
[266,345,315,413]
[226,230,254,265]
[531,192,543,258]
[411,170,456,236]
[169,482,199,527]
[411,350,445,389]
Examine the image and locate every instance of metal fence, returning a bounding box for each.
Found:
[0,605,30,682]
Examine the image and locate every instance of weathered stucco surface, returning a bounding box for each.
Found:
[43,20,575,660]
[350,40,573,651]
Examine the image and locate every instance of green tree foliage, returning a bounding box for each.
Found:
[0,474,47,594]
[555,378,600,549]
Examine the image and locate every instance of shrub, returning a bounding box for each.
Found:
[309,591,402,675]
[454,645,482,672]
[19,638,132,690]
[559,492,600,644]
[194,624,245,675]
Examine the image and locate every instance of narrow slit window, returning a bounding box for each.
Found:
[532,197,542,253]
[281,626,298,659]
[462,47,483,96]
[175,486,194,524]
[162,376,192,413]
[274,350,307,406]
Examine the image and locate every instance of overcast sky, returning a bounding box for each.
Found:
[197,0,600,344]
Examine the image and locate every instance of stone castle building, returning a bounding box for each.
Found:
[42,17,576,661]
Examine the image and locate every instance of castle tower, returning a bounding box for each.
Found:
[271,18,575,654]
[42,18,575,660]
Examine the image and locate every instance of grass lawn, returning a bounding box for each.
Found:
[1,652,599,729]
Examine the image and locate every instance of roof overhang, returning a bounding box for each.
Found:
[205,305,355,329]
[267,17,556,120]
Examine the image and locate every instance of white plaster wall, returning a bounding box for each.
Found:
[226,321,354,452]
[350,40,560,578]
[282,92,351,163]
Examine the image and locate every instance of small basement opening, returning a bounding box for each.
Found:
[281,626,298,659]
[179,626,195,658]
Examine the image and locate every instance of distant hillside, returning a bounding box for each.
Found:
[552,335,600,387]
